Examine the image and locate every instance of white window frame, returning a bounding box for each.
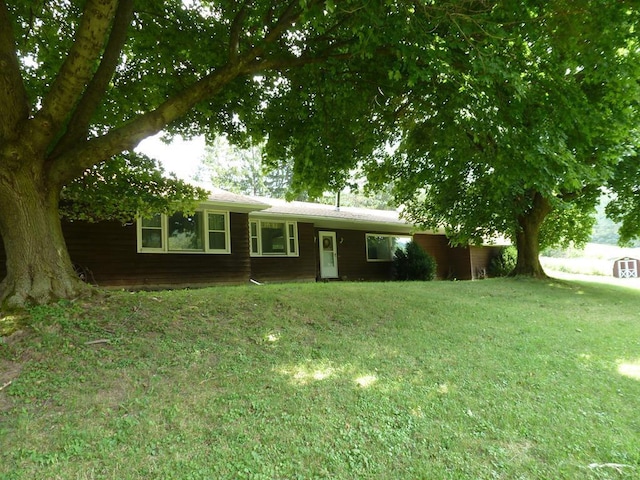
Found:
[249,219,299,257]
[138,213,165,253]
[205,211,231,253]
[137,210,231,254]
[365,234,411,262]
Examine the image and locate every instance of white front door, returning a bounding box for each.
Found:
[319,231,338,279]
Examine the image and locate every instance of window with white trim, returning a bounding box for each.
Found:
[249,220,298,256]
[207,212,228,251]
[137,211,230,254]
[139,213,164,251]
[366,234,411,261]
[167,211,204,251]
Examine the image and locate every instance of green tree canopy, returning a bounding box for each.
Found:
[1,0,638,306]
[61,152,208,223]
[197,137,295,198]
[199,137,396,208]
[0,0,423,306]
[606,130,640,245]
[263,1,640,277]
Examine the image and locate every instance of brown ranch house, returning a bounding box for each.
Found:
[0,190,501,289]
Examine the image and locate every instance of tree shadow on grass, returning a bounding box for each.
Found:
[545,275,640,302]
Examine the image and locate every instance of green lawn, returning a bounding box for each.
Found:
[1,279,639,479]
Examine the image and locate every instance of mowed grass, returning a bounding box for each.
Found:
[1,279,639,479]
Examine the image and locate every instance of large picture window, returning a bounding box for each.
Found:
[168,211,204,251]
[366,234,411,262]
[249,220,298,257]
[137,211,230,254]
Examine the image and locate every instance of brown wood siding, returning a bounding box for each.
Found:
[470,246,503,279]
[412,234,454,280]
[2,213,252,289]
[317,229,395,281]
[449,246,472,280]
[0,216,498,287]
[413,234,484,280]
[250,222,316,283]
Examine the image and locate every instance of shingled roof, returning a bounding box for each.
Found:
[251,197,413,232]
[204,188,270,212]
[202,188,417,232]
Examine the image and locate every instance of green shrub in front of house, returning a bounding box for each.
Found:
[488,245,518,277]
[394,241,437,281]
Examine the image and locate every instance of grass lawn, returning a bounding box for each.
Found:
[1,278,639,479]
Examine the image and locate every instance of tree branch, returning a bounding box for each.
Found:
[229,1,249,62]
[262,0,321,45]
[48,60,252,186]
[51,0,134,157]
[31,0,118,152]
[0,0,29,142]
[253,49,354,72]
[252,33,386,73]
[47,0,331,186]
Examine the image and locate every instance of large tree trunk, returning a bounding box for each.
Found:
[510,192,553,278]
[0,166,91,308]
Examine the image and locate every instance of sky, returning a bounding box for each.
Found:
[135,133,207,182]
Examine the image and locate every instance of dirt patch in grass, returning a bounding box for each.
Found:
[0,359,22,412]
[0,329,34,412]
[0,358,23,384]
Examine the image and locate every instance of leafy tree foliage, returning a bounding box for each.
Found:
[197,137,295,198]
[0,0,418,306]
[488,246,518,278]
[199,137,396,208]
[61,153,208,223]
[606,140,640,245]
[383,2,639,278]
[265,1,640,278]
[1,0,637,307]
[317,186,396,211]
[198,138,397,210]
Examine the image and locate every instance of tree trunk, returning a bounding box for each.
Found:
[0,166,91,308]
[510,192,553,278]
